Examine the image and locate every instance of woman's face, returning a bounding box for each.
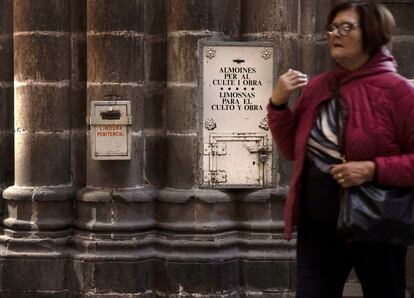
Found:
[328,8,368,70]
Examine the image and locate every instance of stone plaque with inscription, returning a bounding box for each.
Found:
[198,41,275,188]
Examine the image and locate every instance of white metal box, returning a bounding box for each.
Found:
[89,100,132,160]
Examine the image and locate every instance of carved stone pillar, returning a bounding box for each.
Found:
[1,0,73,295]
[73,0,163,295]
[298,0,333,76]
[0,0,13,205]
[71,0,87,188]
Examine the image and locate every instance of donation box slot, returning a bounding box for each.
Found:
[90,100,132,160]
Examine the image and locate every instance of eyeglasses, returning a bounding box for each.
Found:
[326,23,359,36]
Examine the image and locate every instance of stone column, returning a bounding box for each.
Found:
[298,0,333,76]
[73,0,161,295]
[0,0,13,203]
[71,0,87,188]
[1,0,73,295]
[387,2,414,79]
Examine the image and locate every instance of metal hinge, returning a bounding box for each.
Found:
[203,170,228,184]
[203,143,227,155]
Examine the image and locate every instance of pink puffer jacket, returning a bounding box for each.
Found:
[267,48,414,240]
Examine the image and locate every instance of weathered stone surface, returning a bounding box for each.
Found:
[0,36,13,81]
[166,135,197,188]
[69,260,94,293]
[289,261,297,291]
[166,86,197,132]
[71,87,87,129]
[386,3,414,35]
[15,85,70,131]
[144,0,167,35]
[299,0,332,35]
[112,201,155,230]
[406,246,414,294]
[14,35,70,82]
[71,131,86,187]
[75,201,113,231]
[75,188,157,231]
[79,189,284,233]
[242,36,299,77]
[14,0,70,32]
[144,136,166,186]
[71,0,86,33]
[75,199,155,232]
[144,87,165,130]
[1,291,70,298]
[93,261,153,293]
[0,133,13,186]
[86,135,143,188]
[3,258,68,291]
[392,37,414,78]
[87,35,144,83]
[87,0,144,33]
[167,34,206,83]
[0,86,13,130]
[3,199,73,230]
[277,155,293,188]
[0,0,13,34]
[72,294,152,298]
[155,200,196,231]
[274,37,300,75]
[70,24,87,188]
[169,0,240,35]
[299,38,331,78]
[71,36,87,86]
[145,39,167,82]
[0,2,14,188]
[15,133,71,186]
[2,185,74,229]
[241,0,298,34]
[155,260,239,294]
[240,260,290,290]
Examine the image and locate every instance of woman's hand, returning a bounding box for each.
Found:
[330,161,376,188]
[271,69,308,105]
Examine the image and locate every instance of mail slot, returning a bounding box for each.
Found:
[89,100,132,160]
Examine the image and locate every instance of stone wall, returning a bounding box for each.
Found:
[0,1,413,297]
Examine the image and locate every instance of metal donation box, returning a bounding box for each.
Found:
[89,99,132,160]
[199,41,275,188]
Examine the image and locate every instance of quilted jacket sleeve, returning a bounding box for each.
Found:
[374,80,414,187]
[267,96,304,161]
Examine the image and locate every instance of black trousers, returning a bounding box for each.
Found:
[296,219,407,298]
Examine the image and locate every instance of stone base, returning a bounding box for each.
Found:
[2,185,75,231]
[0,187,296,296]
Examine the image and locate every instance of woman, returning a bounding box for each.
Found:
[267,1,414,297]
